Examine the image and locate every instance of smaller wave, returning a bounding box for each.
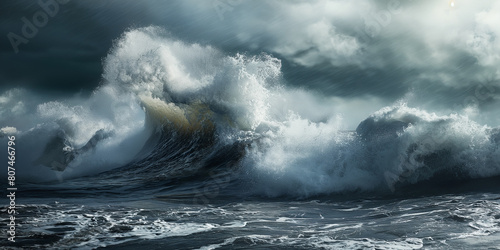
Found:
[35,129,113,171]
[245,104,500,197]
[0,86,149,182]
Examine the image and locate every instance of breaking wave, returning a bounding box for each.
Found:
[1,27,499,197]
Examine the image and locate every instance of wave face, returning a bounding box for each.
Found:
[1,27,499,197]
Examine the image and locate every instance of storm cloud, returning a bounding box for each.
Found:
[1,0,499,124]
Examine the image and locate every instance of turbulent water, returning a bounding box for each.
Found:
[1,26,500,249]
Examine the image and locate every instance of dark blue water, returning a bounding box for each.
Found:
[6,178,500,249]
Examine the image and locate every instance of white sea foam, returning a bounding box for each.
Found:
[246,104,500,197]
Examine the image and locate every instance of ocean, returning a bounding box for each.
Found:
[1,1,500,249]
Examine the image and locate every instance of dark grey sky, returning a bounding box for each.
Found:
[0,1,152,93]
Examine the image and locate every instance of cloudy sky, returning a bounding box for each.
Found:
[1,0,499,125]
